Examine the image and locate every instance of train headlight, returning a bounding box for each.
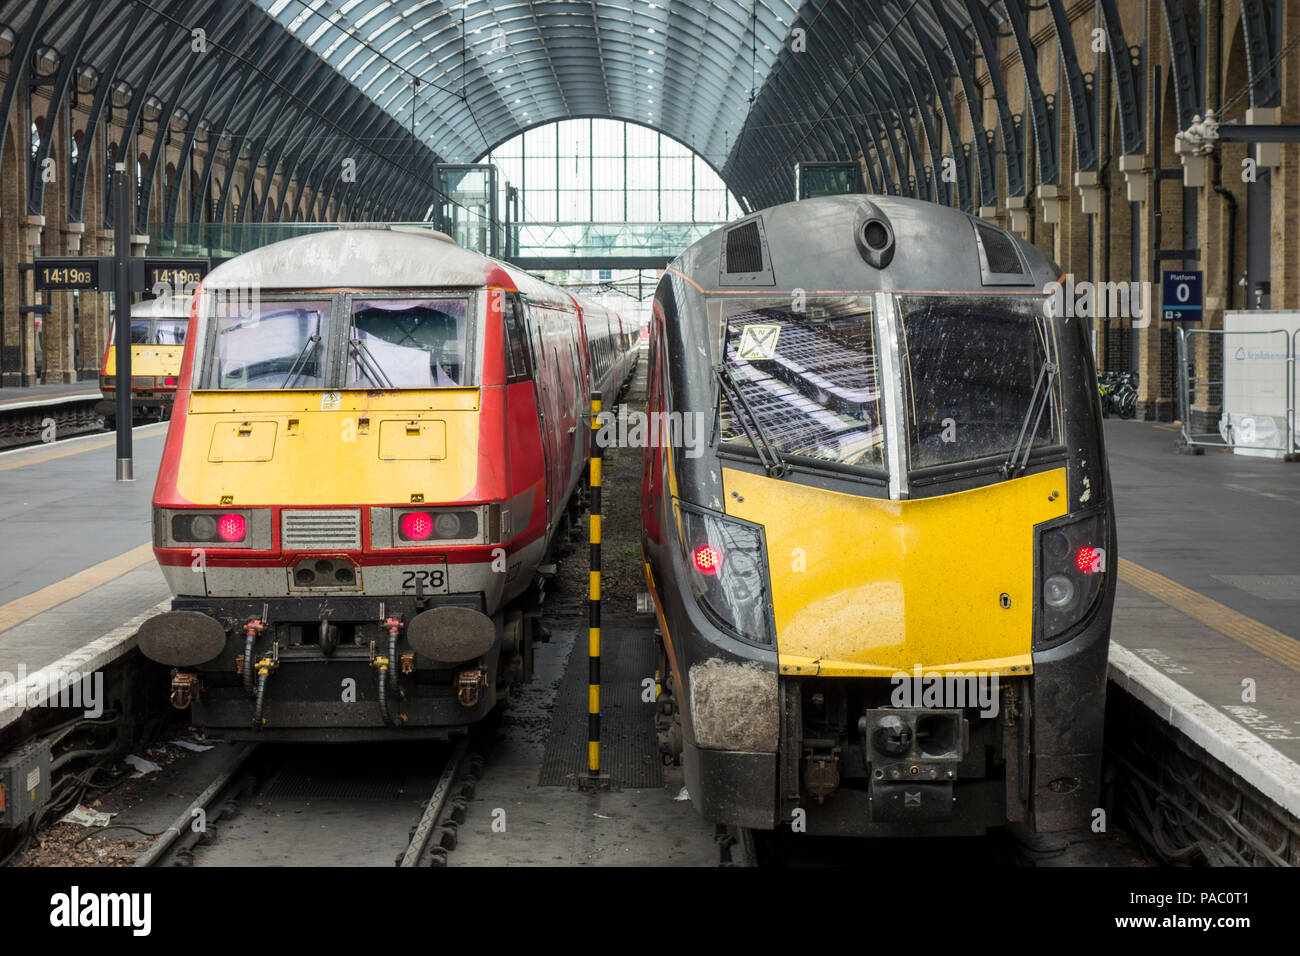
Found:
[434,512,464,539]
[1035,509,1110,647]
[400,511,434,541]
[217,513,246,543]
[1043,574,1075,608]
[157,509,271,550]
[693,545,721,575]
[677,502,774,646]
[385,507,487,547]
[188,514,218,541]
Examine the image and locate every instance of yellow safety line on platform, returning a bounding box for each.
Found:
[1118,557,1300,674]
[0,543,154,634]
[0,427,165,472]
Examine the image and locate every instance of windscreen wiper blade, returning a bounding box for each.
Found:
[280,334,320,389]
[1001,360,1056,479]
[714,363,789,478]
[349,335,393,388]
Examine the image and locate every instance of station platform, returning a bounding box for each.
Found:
[0,410,1295,835]
[0,382,105,451]
[0,423,168,724]
[1104,420,1300,817]
[0,381,101,412]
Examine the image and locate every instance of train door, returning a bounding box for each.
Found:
[567,336,585,479]
[525,303,560,535]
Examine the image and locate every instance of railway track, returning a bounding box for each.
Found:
[138,739,482,867]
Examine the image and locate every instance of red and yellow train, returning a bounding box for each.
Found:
[136,226,637,740]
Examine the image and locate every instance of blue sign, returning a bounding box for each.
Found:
[1162,270,1203,321]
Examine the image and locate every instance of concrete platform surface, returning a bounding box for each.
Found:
[0,381,101,411]
[0,422,167,685]
[1104,420,1300,811]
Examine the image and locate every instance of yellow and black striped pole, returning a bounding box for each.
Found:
[587,391,603,781]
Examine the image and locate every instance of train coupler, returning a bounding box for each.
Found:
[456,668,489,707]
[169,672,201,710]
[801,746,841,804]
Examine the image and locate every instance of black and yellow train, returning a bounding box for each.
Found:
[641,195,1116,836]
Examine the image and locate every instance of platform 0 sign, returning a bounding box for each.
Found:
[1162,270,1203,321]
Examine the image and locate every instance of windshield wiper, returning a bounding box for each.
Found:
[714,363,789,478]
[1001,360,1056,479]
[280,334,320,389]
[349,334,393,388]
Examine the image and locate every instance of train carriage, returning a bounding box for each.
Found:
[136,225,635,740]
[642,195,1117,836]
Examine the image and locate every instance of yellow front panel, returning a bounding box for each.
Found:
[177,391,480,506]
[721,467,1068,677]
[104,345,183,377]
[208,421,278,462]
[377,419,447,460]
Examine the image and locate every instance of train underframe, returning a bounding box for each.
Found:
[649,540,1111,837]
[658,670,1107,837]
[97,391,175,428]
[150,489,588,743]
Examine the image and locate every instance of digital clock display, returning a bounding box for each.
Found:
[35,258,101,291]
[145,262,207,289]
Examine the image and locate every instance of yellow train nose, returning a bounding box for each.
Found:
[721,465,1069,677]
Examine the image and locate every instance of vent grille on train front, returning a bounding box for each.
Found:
[975,222,1024,276]
[725,221,764,274]
[281,509,361,550]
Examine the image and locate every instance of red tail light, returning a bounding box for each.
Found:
[163,376,177,386]
[693,544,721,575]
[1076,546,1100,573]
[218,513,246,542]
[400,511,434,541]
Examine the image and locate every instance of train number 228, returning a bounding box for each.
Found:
[402,568,447,592]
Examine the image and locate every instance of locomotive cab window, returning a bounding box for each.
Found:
[899,294,1061,471]
[108,318,153,345]
[714,296,885,473]
[345,296,472,388]
[151,318,188,346]
[204,298,332,390]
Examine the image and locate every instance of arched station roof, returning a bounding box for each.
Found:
[1,0,1281,225]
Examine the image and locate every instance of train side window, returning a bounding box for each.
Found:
[503,294,532,382]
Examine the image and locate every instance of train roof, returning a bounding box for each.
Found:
[201,226,485,290]
[669,195,1060,297]
[130,295,191,319]
[198,226,571,308]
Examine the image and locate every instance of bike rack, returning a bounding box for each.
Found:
[1176,325,1296,456]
